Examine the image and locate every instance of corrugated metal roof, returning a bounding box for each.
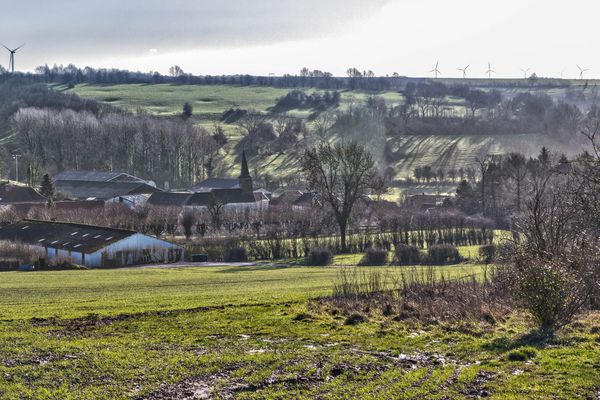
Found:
[0,184,46,204]
[55,181,160,200]
[54,170,144,182]
[0,219,137,253]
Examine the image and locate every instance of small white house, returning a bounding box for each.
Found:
[0,219,183,268]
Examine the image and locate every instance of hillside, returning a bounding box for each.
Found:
[58,83,590,188]
[62,83,405,181]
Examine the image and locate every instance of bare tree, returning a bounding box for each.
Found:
[208,200,224,231]
[505,153,528,212]
[301,142,378,252]
[179,209,196,240]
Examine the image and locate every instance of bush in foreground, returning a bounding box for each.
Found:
[502,243,600,335]
[308,247,333,266]
[359,248,388,266]
[479,244,497,265]
[393,244,422,265]
[427,244,462,265]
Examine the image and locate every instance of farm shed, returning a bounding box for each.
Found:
[0,183,46,204]
[53,180,160,208]
[0,219,183,268]
[53,170,146,183]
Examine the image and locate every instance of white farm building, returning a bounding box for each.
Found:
[0,219,183,268]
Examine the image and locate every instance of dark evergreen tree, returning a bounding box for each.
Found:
[40,173,54,206]
[182,102,193,120]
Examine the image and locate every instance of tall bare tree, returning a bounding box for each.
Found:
[301,142,379,252]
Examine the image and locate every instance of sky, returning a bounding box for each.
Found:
[2,0,598,78]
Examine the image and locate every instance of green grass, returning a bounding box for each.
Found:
[0,264,598,399]
[0,263,482,320]
[61,83,292,118]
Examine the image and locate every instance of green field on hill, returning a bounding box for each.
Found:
[0,263,598,399]
[60,83,581,187]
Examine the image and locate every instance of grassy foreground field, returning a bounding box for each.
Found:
[0,263,599,399]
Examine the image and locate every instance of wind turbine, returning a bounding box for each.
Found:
[520,68,530,79]
[457,64,469,79]
[485,62,495,79]
[577,64,589,79]
[1,44,24,73]
[430,60,441,78]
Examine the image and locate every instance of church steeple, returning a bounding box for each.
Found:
[238,151,253,193]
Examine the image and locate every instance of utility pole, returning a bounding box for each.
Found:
[12,154,20,182]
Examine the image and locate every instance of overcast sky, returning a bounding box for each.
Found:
[2,0,598,78]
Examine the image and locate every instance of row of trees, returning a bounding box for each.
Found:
[450,147,571,222]
[13,64,576,91]
[385,81,584,139]
[412,165,477,183]
[10,107,221,187]
[271,90,341,113]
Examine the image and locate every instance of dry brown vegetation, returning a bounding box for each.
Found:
[317,266,513,324]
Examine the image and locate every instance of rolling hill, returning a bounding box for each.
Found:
[58,83,590,193]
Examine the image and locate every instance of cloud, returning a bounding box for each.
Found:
[5,0,600,78]
[5,0,388,70]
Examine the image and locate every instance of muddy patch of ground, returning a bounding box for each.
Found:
[139,369,233,400]
[137,346,493,399]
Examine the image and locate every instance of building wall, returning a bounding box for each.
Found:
[105,194,150,209]
[33,234,182,268]
[87,233,183,267]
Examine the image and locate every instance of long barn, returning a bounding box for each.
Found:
[0,219,183,268]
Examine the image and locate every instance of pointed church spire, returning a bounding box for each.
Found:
[239,150,250,178]
[238,151,253,193]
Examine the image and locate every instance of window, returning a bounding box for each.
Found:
[105,236,113,241]
[21,226,29,230]
[71,232,79,236]
[73,244,81,248]
[82,234,89,238]
[38,238,45,243]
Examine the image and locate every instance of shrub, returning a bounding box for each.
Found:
[499,239,600,335]
[324,265,513,323]
[479,244,497,264]
[308,247,333,266]
[359,248,388,266]
[224,246,248,262]
[427,244,462,265]
[393,244,421,265]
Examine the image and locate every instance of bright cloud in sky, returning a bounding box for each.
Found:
[3,0,598,78]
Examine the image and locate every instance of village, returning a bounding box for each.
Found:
[0,151,450,269]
